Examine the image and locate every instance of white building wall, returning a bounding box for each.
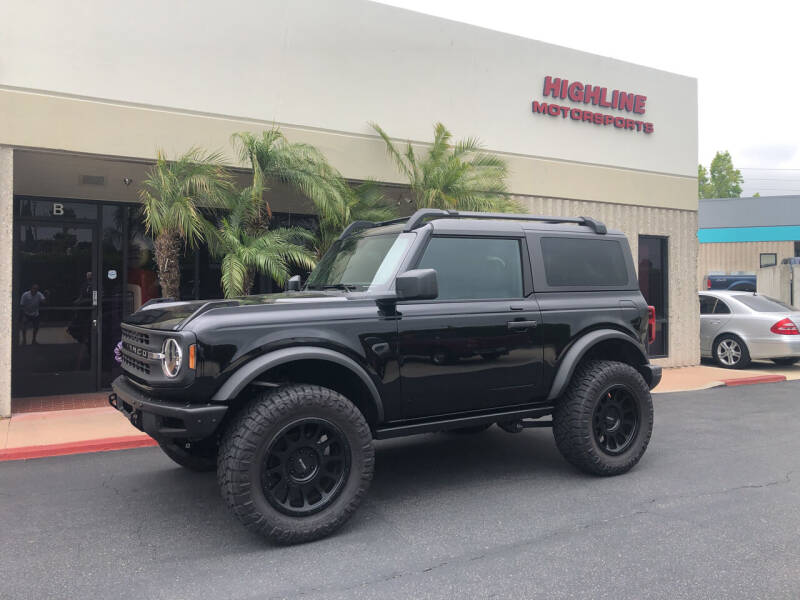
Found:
[0,0,697,186]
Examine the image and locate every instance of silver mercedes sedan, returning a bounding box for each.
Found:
[699,290,800,369]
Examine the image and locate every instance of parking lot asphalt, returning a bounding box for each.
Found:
[2,381,799,600]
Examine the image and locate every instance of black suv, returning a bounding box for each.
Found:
[110,209,660,544]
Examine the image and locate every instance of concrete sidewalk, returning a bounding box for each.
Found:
[2,361,799,461]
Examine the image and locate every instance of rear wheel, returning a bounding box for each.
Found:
[217,384,374,544]
[553,360,654,476]
[771,357,799,366]
[714,334,751,369]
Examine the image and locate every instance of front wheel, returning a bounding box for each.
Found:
[553,360,654,476]
[217,384,374,544]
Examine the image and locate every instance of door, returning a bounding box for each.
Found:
[699,294,731,355]
[13,222,98,396]
[397,235,543,418]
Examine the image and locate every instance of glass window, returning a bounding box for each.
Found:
[713,298,731,314]
[736,294,794,312]
[760,253,777,268]
[18,198,98,220]
[540,237,628,287]
[699,295,716,315]
[417,237,523,300]
[306,230,414,291]
[639,236,668,357]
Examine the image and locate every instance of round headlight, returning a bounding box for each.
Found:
[162,338,183,378]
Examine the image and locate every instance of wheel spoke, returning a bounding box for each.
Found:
[260,417,351,516]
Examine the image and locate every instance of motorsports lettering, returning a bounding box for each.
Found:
[532,75,654,134]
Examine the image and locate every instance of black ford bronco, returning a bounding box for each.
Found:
[110,209,660,544]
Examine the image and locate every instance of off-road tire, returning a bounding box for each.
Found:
[159,439,217,472]
[713,334,751,369]
[771,357,799,366]
[217,384,374,544]
[553,360,653,476]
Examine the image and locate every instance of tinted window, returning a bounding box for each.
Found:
[307,232,414,291]
[699,295,716,315]
[736,295,794,312]
[541,237,629,287]
[713,299,731,314]
[417,237,523,300]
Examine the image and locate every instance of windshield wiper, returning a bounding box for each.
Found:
[307,284,360,291]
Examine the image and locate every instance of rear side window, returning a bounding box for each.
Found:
[417,236,523,300]
[714,299,731,314]
[736,295,794,312]
[540,237,629,287]
[699,295,716,314]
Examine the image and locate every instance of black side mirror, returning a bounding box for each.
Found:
[287,275,302,292]
[395,269,438,301]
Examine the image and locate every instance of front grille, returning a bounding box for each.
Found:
[122,354,151,375]
[122,328,150,346]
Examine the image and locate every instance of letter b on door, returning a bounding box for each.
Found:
[52,203,64,216]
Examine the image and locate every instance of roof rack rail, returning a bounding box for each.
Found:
[337,216,413,240]
[401,209,607,234]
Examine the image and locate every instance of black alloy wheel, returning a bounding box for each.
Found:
[553,360,654,476]
[218,384,374,544]
[592,386,640,455]
[261,418,351,516]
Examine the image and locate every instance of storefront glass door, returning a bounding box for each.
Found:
[13,222,98,396]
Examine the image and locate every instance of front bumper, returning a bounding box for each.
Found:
[109,375,227,441]
[640,364,662,390]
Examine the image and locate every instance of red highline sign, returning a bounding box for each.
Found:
[532,76,654,134]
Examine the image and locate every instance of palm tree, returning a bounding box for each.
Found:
[232,127,398,260]
[232,129,344,225]
[314,179,397,257]
[370,122,519,213]
[206,184,316,297]
[139,148,232,300]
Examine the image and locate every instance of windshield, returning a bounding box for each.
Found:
[306,231,415,291]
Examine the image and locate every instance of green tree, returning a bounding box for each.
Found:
[752,192,761,198]
[206,183,316,298]
[370,122,519,212]
[233,129,344,227]
[234,127,398,260]
[139,148,232,300]
[698,164,713,199]
[314,179,397,257]
[698,151,743,198]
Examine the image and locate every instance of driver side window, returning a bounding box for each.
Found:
[417,236,524,300]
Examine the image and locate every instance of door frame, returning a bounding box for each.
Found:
[12,217,100,396]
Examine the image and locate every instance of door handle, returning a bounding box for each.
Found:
[508,320,537,330]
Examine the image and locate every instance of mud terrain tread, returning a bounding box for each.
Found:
[217,384,374,544]
[553,360,653,476]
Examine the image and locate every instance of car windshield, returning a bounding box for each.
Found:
[306,230,415,291]
[735,294,795,312]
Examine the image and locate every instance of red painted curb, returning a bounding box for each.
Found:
[0,436,158,462]
[722,374,787,387]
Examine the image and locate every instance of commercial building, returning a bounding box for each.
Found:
[698,195,800,288]
[0,0,699,416]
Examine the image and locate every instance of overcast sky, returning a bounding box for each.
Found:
[374,0,800,196]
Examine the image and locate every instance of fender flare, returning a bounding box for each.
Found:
[211,346,384,421]
[546,330,648,401]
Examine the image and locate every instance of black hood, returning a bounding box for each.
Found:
[123,291,347,330]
